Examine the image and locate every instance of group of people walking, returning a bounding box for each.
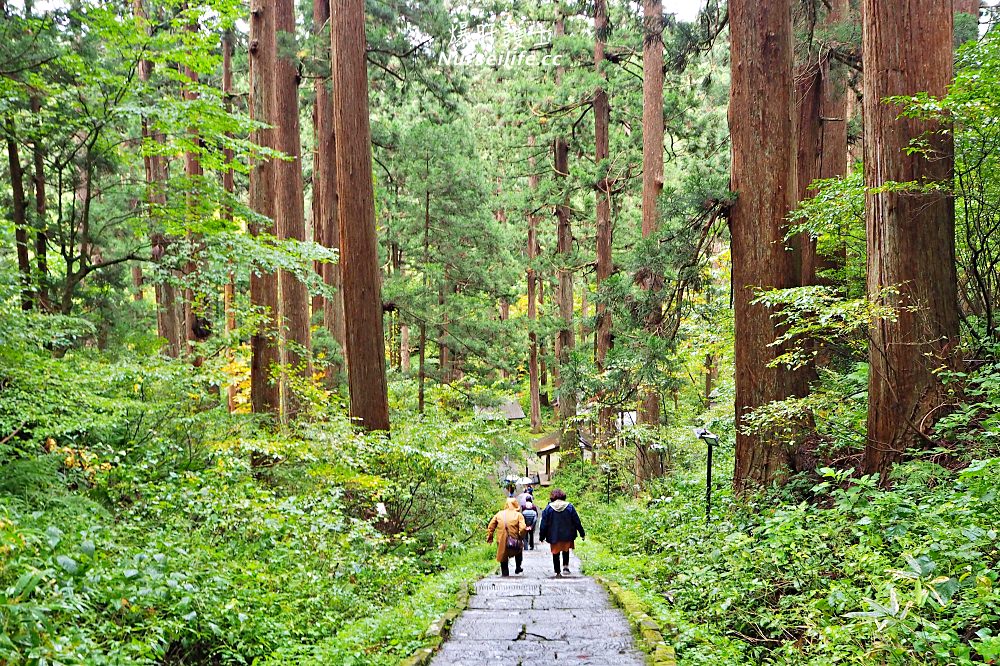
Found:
[486,486,585,578]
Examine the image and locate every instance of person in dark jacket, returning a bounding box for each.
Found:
[537,488,585,577]
[521,500,539,550]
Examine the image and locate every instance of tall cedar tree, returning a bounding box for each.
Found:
[636,0,664,480]
[862,0,959,478]
[183,55,204,357]
[249,0,281,415]
[275,0,311,417]
[729,0,801,492]
[553,13,577,441]
[554,61,577,445]
[312,0,347,378]
[594,0,614,446]
[135,0,182,357]
[527,136,542,432]
[332,0,390,431]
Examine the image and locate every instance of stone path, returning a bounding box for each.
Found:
[429,546,647,665]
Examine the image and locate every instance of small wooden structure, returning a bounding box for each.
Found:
[532,429,593,480]
[474,398,526,421]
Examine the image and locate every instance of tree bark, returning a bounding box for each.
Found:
[539,278,549,407]
[275,0,312,417]
[135,0,182,356]
[400,324,410,373]
[332,0,390,431]
[29,96,48,311]
[730,0,801,492]
[637,0,664,435]
[5,118,32,311]
[249,0,281,416]
[799,0,849,286]
[527,137,542,432]
[594,0,614,446]
[554,132,576,444]
[636,0,664,480]
[419,182,430,413]
[862,0,958,479]
[312,0,347,382]
[182,37,203,356]
[955,0,979,16]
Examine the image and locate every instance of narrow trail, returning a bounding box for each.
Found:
[430,546,647,665]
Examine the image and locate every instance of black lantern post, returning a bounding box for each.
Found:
[694,427,719,522]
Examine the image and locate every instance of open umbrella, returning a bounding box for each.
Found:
[516,477,534,486]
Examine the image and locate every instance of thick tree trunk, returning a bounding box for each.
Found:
[729,0,800,493]
[332,0,390,431]
[636,0,664,480]
[594,0,614,446]
[275,0,312,417]
[6,119,32,311]
[29,96,48,311]
[313,0,347,381]
[249,0,281,415]
[862,0,958,479]
[527,137,543,432]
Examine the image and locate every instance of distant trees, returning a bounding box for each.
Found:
[861,0,959,477]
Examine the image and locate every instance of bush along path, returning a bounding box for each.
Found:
[428,546,647,665]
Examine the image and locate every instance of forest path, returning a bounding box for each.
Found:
[429,546,646,665]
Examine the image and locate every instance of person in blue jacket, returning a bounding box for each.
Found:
[537,488,585,577]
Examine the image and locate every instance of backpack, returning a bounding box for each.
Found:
[522,507,538,527]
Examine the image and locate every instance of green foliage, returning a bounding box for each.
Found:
[570,455,1000,665]
[0,307,516,664]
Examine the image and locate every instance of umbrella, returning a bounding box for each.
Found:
[503,475,520,484]
[516,477,534,486]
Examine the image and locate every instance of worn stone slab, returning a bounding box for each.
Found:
[429,547,647,666]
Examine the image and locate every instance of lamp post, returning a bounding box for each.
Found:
[694,427,719,522]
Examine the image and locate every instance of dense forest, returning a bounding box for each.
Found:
[2,0,1000,662]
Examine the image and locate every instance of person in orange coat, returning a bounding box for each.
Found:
[486,497,528,576]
